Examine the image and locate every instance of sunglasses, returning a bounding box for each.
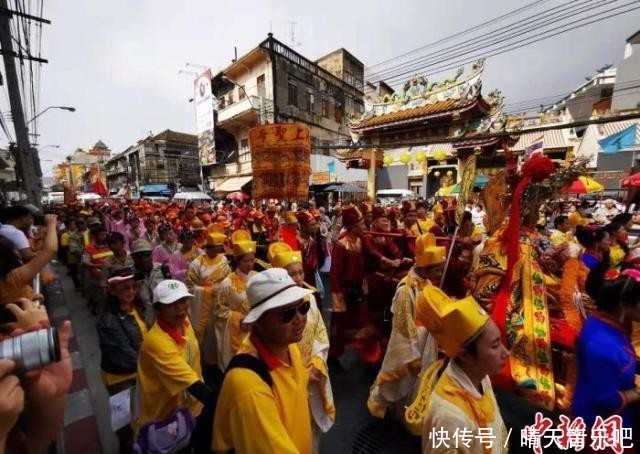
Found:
[279,300,311,324]
[134,251,152,258]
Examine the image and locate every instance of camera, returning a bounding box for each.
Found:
[0,328,61,372]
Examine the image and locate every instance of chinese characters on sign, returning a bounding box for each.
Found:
[249,123,311,202]
[520,413,632,453]
[194,69,216,166]
[427,413,633,453]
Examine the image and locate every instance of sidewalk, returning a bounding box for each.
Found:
[46,263,118,454]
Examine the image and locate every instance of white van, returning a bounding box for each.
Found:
[376,189,417,206]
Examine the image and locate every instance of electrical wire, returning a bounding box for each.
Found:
[372,0,633,86]
[0,111,14,142]
[376,1,640,87]
[365,0,550,73]
[367,0,597,82]
[503,78,640,113]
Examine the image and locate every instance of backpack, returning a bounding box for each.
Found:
[192,354,273,454]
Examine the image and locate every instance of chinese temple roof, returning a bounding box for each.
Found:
[353,97,491,131]
[351,59,506,133]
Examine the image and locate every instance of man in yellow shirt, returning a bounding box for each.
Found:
[549,215,574,247]
[213,268,315,454]
[136,279,212,452]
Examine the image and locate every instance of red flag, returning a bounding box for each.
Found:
[279,224,298,250]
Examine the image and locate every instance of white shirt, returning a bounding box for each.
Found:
[0,223,30,250]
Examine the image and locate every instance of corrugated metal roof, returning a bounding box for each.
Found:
[597,120,640,144]
[511,129,571,151]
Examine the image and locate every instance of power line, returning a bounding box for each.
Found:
[365,0,550,74]
[503,78,640,114]
[372,0,631,86]
[376,1,640,88]
[0,110,14,142]
[367,0,595,82]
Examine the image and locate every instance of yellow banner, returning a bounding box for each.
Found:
[249,123,311,201]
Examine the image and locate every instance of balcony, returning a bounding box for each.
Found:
[106,164,128,177]
[217,95,272,128]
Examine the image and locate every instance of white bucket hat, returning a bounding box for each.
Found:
[243,268,313,324]
[153,279,193,305]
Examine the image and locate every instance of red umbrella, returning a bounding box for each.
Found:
[226,191,250,202]
[621,173,640,188]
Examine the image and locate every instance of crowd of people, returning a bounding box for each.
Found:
[0,174,639,453]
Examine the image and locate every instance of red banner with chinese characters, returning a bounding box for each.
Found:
[249,123,311,202]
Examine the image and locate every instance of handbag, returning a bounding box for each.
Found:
[133,405,196,454]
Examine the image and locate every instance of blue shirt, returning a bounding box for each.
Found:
[572,316,637,428]
[581,253,600,270]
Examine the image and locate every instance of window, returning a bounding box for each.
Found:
[257,74,266,99]
[227,91,234,105]
[344,71,353,85]
[345,95,353,111]
[307,89,315,112]
[239,86,246,100]
[239,138,250,163]
[288,79,298,107]
[322,97,329,117]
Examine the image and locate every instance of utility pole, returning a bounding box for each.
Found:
[0,0,43,206]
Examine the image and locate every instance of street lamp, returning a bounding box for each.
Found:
[27,106,76,125]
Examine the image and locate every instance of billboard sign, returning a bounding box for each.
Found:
[194,69,216,166]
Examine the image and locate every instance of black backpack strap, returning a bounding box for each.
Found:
[226,353,273,388]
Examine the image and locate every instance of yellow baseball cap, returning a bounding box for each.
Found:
[268,242,302,269]
[415,233,446,268]
[416,283,489,357]
[231,230,257,257]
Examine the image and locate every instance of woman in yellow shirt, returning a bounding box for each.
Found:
[605,222,629,269]
[97,270,148,453]
[415,286,509,454]
[205,230,257,371]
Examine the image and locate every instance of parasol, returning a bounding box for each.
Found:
[226,191,250,202]
[621,173,640,188]
[561,176,603,194]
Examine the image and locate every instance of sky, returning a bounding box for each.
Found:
[3,0,639,176]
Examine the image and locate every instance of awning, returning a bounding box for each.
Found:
[324,183,366,193]
[215,176,252,192]
[511,129,571,151]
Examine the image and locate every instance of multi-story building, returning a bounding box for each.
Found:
[104,129,199,194]
[205,33,365,193]
[53,141,111,190]
[612,30,640,111]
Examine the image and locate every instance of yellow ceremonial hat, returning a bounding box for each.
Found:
[415,233,446,268]
[268,242,302,269]
[231,230,257,257]
[205,232,227,247]
[416,284,489,358]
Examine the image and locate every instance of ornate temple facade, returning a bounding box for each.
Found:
[340,59,515,197]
